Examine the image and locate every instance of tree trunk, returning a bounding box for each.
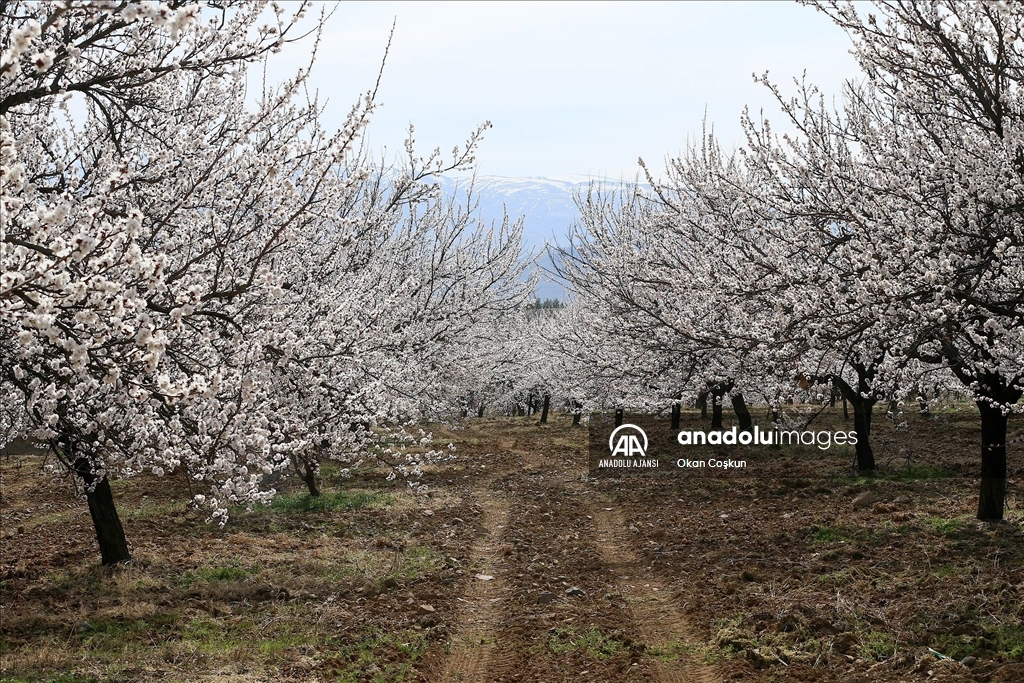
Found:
[977,401,1007,521]
[731,392,753,432]
[696,391,708,419]
[831,369,876,473]
[671,400,681,430]
[710,383,729,430]
[918,393,930,416]
[843,396,849,420]
[477,403,485,418]
[887,398,900,418]
[573,411,581,426]
[851,398,876,472]
[302,461,321,498]
[540,394,550,424]
[614,409,624,427]
[73,457,131,566]
[711,398,723,430]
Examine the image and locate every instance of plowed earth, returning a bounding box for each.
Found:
[1,409,1022,682]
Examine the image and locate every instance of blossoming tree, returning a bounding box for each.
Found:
[1,0,531,564]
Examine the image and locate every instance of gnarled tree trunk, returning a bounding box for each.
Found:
[294,455,321,497]
[850,398,876,472]
[709,382,732,430]
[72,455,131,566]
[830,368,877,473]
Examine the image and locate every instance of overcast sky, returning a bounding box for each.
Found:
[271,1,862,180]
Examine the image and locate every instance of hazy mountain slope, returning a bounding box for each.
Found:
[438,175,640,300]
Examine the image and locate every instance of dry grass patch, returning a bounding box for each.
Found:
[1,444,475,682]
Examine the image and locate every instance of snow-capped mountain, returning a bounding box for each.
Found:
[437,175,640,300]
[437,175,582,250]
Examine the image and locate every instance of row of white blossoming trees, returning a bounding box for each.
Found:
[1,1,532,564]
[556,0,1023,522]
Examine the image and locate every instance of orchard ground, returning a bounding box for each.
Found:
[1,408,1023,683]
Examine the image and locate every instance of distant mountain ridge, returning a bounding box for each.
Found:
[436,175,642,299]
[438,175,644,248]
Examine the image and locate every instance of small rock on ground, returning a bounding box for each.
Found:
[536,592,557,604]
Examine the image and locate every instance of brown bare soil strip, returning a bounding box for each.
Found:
[485,470,652,681]
[469,421,715,682]
[588,499,720,683]
[437,488,511,683]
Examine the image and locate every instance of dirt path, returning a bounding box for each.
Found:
[434,421,720,682]
[588,499,720,683]
[438,489,512,683]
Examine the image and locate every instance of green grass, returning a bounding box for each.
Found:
[6,609,431,679]
[648,639,709,662]
[814,568,856,587]
[0,676,102,683]
[180,616,250,656]
[39,568,103,594]
[118,498,189,521]
[320,628,429,682]
[268,490,390,512]
[861,630,897,660]
[810,526,853,544]
[924,516,967,535]
[997,625,1024,660]
[547,627,625,661]
[887,464,955,480]
[202,565,251,581]
[933,563,971,578]
[928,623,1024,661]
[837,463,954,486]
[176,561,256,587]
[74,614,179,658]
[394,546,444,580]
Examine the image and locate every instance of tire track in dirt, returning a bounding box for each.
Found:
[485,471,652,681]
[586,496,721,683]
[532,424,719,682]
[437,487,511,683]
[438,422,717,682]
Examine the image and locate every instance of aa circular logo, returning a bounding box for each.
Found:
[608,423,648,458]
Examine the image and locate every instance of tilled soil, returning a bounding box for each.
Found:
[2,410,1023,682]
[432,421,721,683]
